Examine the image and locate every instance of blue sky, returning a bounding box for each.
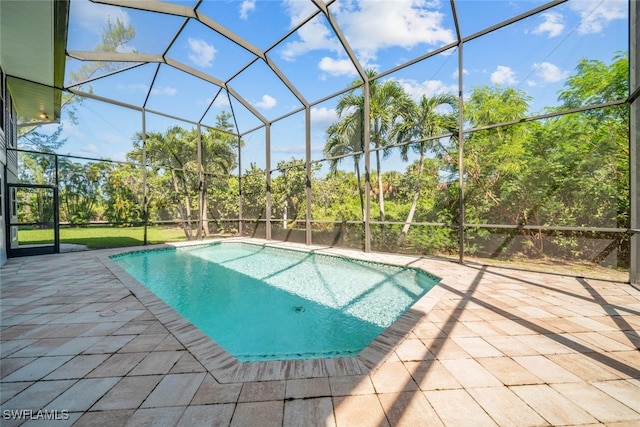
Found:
[32,0,629,174]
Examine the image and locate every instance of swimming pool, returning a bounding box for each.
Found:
[111,242,439,361]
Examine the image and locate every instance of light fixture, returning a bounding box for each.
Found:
[39,112,49,120]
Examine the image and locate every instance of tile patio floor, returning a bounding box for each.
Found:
[1,238,639,426]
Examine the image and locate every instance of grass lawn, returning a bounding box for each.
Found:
[18,226,189,249]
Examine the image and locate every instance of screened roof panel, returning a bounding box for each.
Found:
[73,63,160,107]
[268,13,358,101]
[196,0,291,50]
[166,18,258,82]
[144,63,222,120]
[455,0,550,37]
[462,0,628,114]
[227,58,304,121]
[327,0,457,71]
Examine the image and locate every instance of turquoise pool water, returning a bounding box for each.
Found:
[111,242,439,361]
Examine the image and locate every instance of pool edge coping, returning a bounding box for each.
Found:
[98,237,448,383]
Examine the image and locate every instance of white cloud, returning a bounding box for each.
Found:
[61,122,85,140]
[71,0,130,35]
[240,0,256,20]
[491,66,517,85]
[452,68,469,79]
[310,106,338,125]
[533,62,569,83]
[151,86,178,96]
[394,78,457,102]
[254,94,277,109]
[280,14,340,60]
[280,0,454,63]
[570,0,627,34]
[532,12,565,38]
[318,57,358,77]
[187,38,217,68]
[334,0,456,62]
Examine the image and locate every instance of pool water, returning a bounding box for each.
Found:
[112,242,439,361]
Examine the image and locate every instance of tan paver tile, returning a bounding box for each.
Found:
[286,377,330,399]
[404,360,462,391]
[483,335,539,357]
[73,409,135,427]
[552,382,640,423]
[2,355,73,382]
[9,338,73,358]
[476,356,544,386]
[141,372,206,408]
[238,380,286,402]
[451,336,503,358]
[177,404,236,427]
[231,401,284,427]
[439,358,502,388]
[467,386,547,427]
[1,379,76,411]
[118,333,168,352]
[284,397,335,426]
[85,352,146,377]
[394,338,433,361]
[329,375,375,396]
[425,338,471,359]
[593,379,640,413]
[169,352,207,373]
[82,335,135,354]
[333,394,389,427]
[513,355,582,383]
[1,357,37,379]
[192,374,242,404]
[44,354,110,380]
[47,377,120,412]
[127,407,186,427]
[128,350,184,376]
[370,361,419,393]
[547,353,625,381]
[511,384,598,425]
[378,391,444,427]
[92,375,163,410]
[424,388,497,427]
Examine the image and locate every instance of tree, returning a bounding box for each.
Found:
[331,70,413,225]
[394,93,458,246]
[324,119,365,220]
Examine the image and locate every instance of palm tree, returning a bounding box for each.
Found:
[324,115,366,219]
[394,93,458,247]
[332,70,413,226]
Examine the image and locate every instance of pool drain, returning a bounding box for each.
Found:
[292,305,305,313]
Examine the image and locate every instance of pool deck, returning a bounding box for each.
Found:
[1,238,639,426]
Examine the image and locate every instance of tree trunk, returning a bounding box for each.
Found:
[170,169,192,239]
[354,157,365,220]
[397,147,425,247]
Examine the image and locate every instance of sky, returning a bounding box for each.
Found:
[27,0,629,174]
